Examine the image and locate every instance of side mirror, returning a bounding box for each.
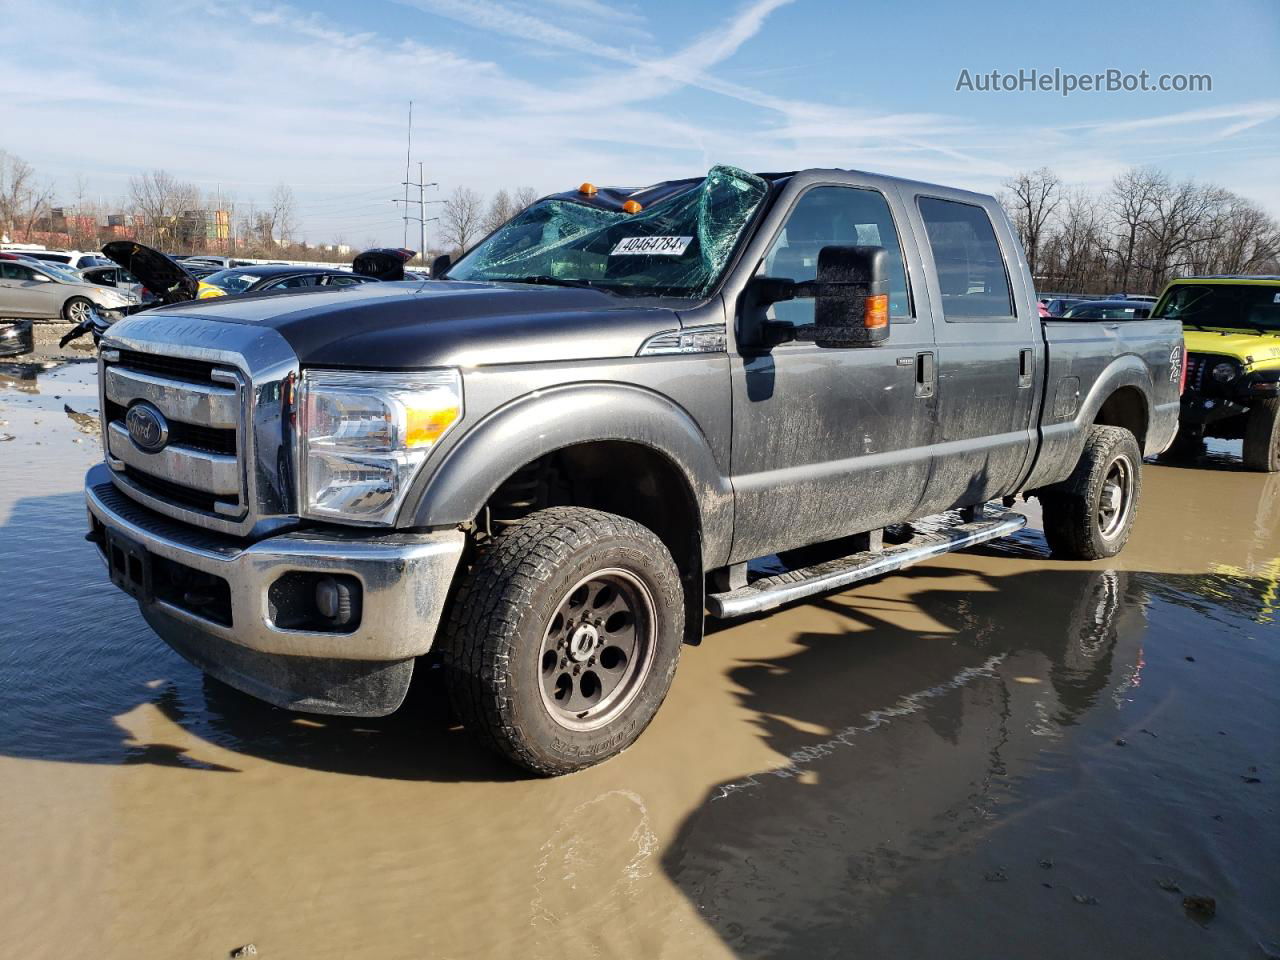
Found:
[430,254,452,279]
[755,245,890,348]
[810,245,890,347]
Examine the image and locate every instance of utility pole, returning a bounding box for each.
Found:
[394,163,442,264]
[403,101,413,248]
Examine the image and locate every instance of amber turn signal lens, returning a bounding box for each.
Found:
[622,200,642,214]
[578,182,598,195]
[864,294,889,329]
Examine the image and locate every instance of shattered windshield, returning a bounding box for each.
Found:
[448,165,770,298]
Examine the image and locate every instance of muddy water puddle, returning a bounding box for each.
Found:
[1,361,1277,959]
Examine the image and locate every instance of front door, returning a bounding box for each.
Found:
[0,263,56,318]
[728,181,937,562]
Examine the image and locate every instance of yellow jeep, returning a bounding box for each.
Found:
[1154,276,1280,471]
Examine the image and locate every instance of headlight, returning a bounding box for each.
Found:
[1211,361,1237,383]
[297,369,463,525]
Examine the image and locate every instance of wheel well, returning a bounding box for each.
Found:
[1094,387,1148,449]
[482,441,702,582]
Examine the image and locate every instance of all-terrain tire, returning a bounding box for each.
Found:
[1242,397,1280,472]
[1039,425,1143,560]
[441,507,684,776]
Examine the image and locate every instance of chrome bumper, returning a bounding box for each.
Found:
[85,463,465,715]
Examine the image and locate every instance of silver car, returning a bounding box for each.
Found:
[0,259,138,323]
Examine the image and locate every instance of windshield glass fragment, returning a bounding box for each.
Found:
[447,165,770,298]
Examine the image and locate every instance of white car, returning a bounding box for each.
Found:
[0,258,139,323]
[5,249,114,270]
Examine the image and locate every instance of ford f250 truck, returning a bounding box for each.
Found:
[83,165,1182,775]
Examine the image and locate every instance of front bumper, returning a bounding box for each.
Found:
[1180,393,1249,428]
[85,463,465,715]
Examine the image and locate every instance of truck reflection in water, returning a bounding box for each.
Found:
[660,560,1276,959]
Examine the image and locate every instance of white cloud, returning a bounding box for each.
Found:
[1,0,1275,247]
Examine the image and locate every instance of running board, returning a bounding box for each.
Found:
[707,510,1028,619]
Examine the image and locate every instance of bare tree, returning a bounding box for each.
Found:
[271,182,297,247]
[1106,167,1164,292]
[0,151,53,242]
[513,186,540,212]
[129,169,199,247]
[482,188,515,234]
[1137,178,1229,291]
[441,186,484,254]
[1002,168,1061,282]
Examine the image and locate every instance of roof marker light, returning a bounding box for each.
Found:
[578,182,598,196]
[623,200,643,214]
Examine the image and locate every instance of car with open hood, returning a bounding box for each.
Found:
[1156,275,1280,470]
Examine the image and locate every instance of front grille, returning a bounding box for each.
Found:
[1185,353,1237,397]
[123,467,238,513]
[103,349,247,522]
[117,349,220,385]
[104,399,236,455]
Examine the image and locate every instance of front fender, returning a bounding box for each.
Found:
[400,381,734,565]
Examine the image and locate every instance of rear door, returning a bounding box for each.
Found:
[727,176,938,561]
[900,192,1040,512]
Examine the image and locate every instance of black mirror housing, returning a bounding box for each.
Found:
[811,245,890,347]
[430,254,452,279]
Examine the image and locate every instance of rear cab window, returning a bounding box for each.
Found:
[917,196,1015,321]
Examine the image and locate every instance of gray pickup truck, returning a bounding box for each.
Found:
[83,165,1182,775]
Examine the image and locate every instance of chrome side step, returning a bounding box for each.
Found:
[707,510,1028,619]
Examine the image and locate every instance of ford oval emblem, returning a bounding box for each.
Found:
[125,401,169,454]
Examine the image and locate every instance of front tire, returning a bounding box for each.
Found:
[1039,425,1143,560]
[1242,398,1280,472]
[442,507,684,776]
[63,296,94,325]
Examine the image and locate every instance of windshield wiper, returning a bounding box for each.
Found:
[500,275,597,289]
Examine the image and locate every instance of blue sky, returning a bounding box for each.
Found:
[3,0,1278,247]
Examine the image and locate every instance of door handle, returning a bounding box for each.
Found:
[915,351,935,399]
[1018,348,1034,389]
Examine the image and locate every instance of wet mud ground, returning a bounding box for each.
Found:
[1,358,1277,959]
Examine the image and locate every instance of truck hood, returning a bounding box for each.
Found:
[1184,328,1280,367]
[139,279,686,367]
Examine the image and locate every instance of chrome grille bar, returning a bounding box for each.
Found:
[104,366,239,429]
[106,421,241,496]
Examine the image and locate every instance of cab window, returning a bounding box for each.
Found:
[917,197,1014,321]
[759,185,911,328]
[266,275,319,290]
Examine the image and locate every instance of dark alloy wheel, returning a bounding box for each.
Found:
[443,506,684,776]
[1040,425,1143,560]
[538,568,656,731]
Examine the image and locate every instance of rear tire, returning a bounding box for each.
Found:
[442,507,684,776]
[1242,398,1280,472]
[1039,425,1142,560]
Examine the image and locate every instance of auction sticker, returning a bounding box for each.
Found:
[610,236,692,256]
